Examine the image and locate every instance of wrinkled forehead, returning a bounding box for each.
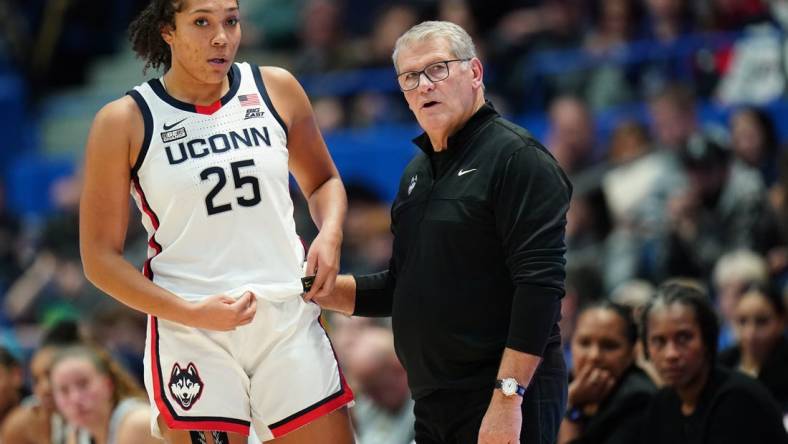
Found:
[396,37,454,72]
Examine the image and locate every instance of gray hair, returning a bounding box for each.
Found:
[712,249,768,288]
[392,21,477,72]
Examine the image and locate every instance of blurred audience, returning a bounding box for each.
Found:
[0,347,23,427]
[1,320,84,444]
[655,135,769,280]
[345,326,414,444]
[3,213,116,328]
[547,95,601,176]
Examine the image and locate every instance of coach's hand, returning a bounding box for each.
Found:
[478,392,522,444]
[186,291,257,331]
[303,228,341,303]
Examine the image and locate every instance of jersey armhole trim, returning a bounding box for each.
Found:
[127,89,154,177]
[251,65,289,140]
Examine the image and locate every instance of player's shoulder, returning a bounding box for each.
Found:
[94,95,142,128]
[257,65,302,95]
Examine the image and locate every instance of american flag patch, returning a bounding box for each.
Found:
[238,94,260,107]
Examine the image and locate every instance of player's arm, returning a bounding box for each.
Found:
[262,66,347,301]
[79,97,255,331]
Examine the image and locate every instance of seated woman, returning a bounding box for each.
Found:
[49,345,161,444]
[641,281,788,444]
[1,320,84,444]
[719,284,788,412]
[558,301,656,444]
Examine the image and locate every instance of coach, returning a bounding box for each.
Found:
[311,21,572,444]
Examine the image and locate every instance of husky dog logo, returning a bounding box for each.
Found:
[168,363,204,410]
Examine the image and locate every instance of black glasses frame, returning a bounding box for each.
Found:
[396,58,470,91]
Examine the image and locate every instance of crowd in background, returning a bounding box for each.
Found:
[1,0,788,443]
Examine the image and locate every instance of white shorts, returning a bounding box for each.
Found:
[143,294,354,440]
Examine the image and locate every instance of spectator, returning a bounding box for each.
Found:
[3,213,116,327]
[341,183,393,275]
[641,281,788,444]
[50,345,160,444]
[1,320,85,444]
[584,0,643,109]
[609,279,661,384]
[560,264,605,369]
[345,327,414,444]
[719,284,788,411]
[0,347,23,426]
[729,106,780,186]
[293,0,354,74]
[656,135,768,280]
[642,0,694,44]
[558,301,656,444]
[547,95,600,176]
[711,249,769,348]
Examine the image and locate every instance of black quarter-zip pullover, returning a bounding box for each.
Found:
[354,102,572,398]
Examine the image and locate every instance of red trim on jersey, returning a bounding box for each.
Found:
[269,375,354,438]
[195,100,222,115]
[149,316,251,436]
[132,178,162,280]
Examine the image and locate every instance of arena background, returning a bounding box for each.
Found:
[1,1,788,442]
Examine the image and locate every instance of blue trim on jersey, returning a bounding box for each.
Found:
[251,64,289,139]
[147,64,241,113]
[127,89,154,177]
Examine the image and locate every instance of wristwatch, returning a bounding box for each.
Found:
[565,405,586,423]
[495,378,526,397]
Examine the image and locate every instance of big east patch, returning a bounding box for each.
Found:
[169,363,204,410]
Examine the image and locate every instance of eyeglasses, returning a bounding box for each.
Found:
[396,59,470,92]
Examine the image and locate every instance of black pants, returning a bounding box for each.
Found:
[413,342,567,444]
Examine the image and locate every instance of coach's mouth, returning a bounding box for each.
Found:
[422,101,440,109]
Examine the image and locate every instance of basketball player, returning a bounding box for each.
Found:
[78,1,355,443]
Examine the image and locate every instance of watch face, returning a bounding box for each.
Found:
[502,378,517,396]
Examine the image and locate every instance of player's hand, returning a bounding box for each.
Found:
[186,291,257,331]
[568,364,615,408]
[302,228,341,303]
[478,392,522,444]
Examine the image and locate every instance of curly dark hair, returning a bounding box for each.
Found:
[128,0,185,73]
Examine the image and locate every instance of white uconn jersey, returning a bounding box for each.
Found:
[128,63,305,302]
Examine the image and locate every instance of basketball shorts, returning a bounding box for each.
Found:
[143,293,354,440]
